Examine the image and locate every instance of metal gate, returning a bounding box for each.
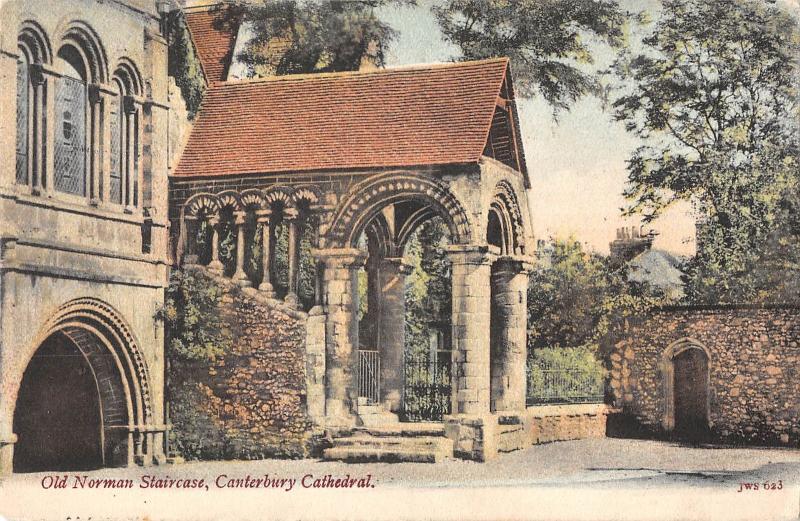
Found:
[402,351,451,422]
[357,349,380,404]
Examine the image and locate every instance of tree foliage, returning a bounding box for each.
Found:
[157,268,232,363]
[404,218,451,358]
[433,0,628,110]
[611,0,800,302]
[219,0,414,77]
[527,238,665,354]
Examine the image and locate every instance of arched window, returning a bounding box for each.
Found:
[111,65,140,209]
[108,80,123,204]
[15,50,30,184]
[17,24,51,191]
[54,44,88,196]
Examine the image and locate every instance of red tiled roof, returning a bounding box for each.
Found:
[174,58,525,178]
[184,6,239,84]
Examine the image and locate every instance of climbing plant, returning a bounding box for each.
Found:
[156,268,232,364]
[166,9,207,119]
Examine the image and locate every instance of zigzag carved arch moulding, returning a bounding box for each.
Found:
[495,180,526,254]
[326,173,473,249]
[29,297,154,424]
[183,186,323,217]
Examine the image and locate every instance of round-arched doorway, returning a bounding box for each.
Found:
[11,298,154,473]
[673,347,709,439]
[662,339,711,442]
[13,332,103,472]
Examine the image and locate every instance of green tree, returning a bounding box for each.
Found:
[404,218,451,358]
[219,0,414,76]
[611,0,800,303]
[528,238,664,352]
[432,0,628,110]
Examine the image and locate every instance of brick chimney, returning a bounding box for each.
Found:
[609,226,657,264]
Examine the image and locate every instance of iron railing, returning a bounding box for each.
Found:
[403,352,451,422]
[358,349,380,404]
[526,362,604,406]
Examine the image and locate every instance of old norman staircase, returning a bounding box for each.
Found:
[322,398,454,463]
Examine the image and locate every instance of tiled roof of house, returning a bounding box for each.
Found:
[184,5,239,83]
[174,57,527,179]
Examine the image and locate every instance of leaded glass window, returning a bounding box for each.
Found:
[54,75,87,196]
[15,56,29,184]
[109,89,122,204]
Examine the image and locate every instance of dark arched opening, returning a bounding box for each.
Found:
[356,203,454,421]
[673,347,709,441]
[487,209,505,252]
[13,332,103,472]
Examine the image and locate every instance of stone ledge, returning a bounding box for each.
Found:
[524,403,609,419]
[186,265,308,321]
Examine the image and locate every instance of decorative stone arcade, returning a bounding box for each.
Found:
[170,56,536,460]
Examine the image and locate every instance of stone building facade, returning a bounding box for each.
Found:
[170,9,538,460]
[0,0,171,475]
[610,306,800,446]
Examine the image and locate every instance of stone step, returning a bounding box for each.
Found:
[358,413,400,428]
[323,446,447,463]
[333,435,453,452]
[356,404,389,416]
[354,422,445,437]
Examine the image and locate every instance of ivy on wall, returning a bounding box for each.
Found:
[156,267,232,363]
[166,10,207,119]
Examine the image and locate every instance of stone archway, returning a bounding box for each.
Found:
[318,173,474,424]
[10,299,155,473]
[662,339,711,439]
[14,332,105,472]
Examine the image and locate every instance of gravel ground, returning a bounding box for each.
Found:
[1,438,799,521]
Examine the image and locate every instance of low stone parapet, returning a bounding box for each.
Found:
[444,405,609,461]
[522,404,609,445]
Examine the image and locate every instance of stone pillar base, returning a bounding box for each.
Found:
[258,281,276,298]
[0,433,18,477]
[443,414,498,462]
[232,271,252,287]
[324,399,356,431]
[383,391,402,414]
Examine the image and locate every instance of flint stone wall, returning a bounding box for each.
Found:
[610,306,800,446]
[170,276,319,460]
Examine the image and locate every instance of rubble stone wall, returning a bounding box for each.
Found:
[610,306,800,446]
[170,277,316,460]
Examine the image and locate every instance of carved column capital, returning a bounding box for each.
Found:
[88,83,103,105]
[445,244,496,266]
[28,63,46,86]
[123,94,137,115]
[283,205,300,221]
[255,208,272,223]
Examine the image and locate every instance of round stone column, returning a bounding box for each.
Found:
[376,257,413,413]
[447,245,495,415]
[490,256,533,412]
[314,248,367,428]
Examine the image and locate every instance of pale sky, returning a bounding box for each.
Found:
[226,0,799,256]
[377,0,698,256]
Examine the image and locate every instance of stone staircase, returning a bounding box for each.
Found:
[322,399,454,463]
[354,398,401,428]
